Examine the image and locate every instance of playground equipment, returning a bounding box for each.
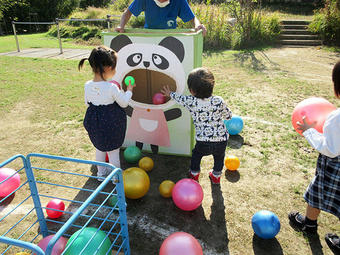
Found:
[0,153,130,254]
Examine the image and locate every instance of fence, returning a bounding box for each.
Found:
[11,15,121,54]
[0,153,130,255]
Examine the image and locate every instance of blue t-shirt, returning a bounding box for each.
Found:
[129,0,195,29]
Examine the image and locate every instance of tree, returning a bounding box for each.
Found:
[79,0,111,8]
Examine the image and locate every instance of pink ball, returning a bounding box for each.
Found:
[153,93,166,105]
[46,199,65,219]
[172,179,203,211]
[292,97,336,136]
[0,168,20,197]
[37,235,68,255]
[159,232,203,255]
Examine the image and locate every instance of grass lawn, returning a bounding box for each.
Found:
[0,33,93,53]
[1,44,340,254]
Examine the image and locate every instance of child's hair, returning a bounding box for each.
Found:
[78,46,117,80]
[333,60,340,98]
[187,67,214,99]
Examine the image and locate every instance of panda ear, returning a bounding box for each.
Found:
[159,36,185,62]
[110,35,133,52]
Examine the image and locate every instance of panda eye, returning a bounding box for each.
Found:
[127,53,142,67]
[152,54,169,70]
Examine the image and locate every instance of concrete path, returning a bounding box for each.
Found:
[0,48,91,60]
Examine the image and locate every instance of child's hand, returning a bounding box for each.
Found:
[126,80,134,92]
[297,116,317,132]
[161,85,171,97]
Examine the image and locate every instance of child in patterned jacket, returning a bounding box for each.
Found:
[162,67,232,184]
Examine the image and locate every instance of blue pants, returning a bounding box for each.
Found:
[190,140,228,176]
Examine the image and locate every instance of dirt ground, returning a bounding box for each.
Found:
[1,46,340,255]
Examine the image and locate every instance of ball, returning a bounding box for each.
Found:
[37,234,68,255]
[0,168,20,198]
[251,210,281,239]
[124,76,135,86]
[138,157,154,172]
[64,227,111,255]
[159,180,175,198]
[15,253,31,255]
[107,195,118,207]
[292,97,336,136]
[123,146,142,164]
[159,232,203,255]
[172,179,203,211]
[224,155,240,171]
[224,115,244,135]
[123,167,150,199]
[46,199,65,219]
[152,93,166,105]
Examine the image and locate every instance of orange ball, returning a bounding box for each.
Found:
[123,167,150,199]
[138,157,154,172]
[159,180,175,198]
[225,155,240,171]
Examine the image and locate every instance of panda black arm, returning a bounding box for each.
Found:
[164,108,182,121]
[124,105,133,117]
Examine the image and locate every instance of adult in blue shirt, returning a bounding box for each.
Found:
[115,0,206,35]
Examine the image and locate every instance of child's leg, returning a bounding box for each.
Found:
[107,148,121,169]
[190,146,205,174]
[212,141,228,176]
[306,204,321,221]
[95,149,107,177]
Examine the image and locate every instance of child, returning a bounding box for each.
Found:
[79,46,134,181]
[161,67,232,184]
[288,60,340,254]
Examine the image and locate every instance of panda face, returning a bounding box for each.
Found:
[111,36,186,109]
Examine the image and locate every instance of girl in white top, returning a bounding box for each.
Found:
[79,46,134,181]
[289,60,340,253]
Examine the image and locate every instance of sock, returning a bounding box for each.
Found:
[305,217,317,227]
[212,172,221,177]
[190,171,199,176]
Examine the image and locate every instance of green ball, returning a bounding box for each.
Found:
[124,146,142,164]
[64,227,111,255]
[108,195,118,207]
[124,76,135,86]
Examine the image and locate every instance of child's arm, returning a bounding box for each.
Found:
[111,82,134,108]
[220,97,232,120]
[301,114,340,158]
[161,85,191,108]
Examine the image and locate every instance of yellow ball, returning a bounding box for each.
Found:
[138,157,154,172]
[225,155,240,171]
[123,167,150,199]
[15,253,31,255]
[159,180,175,198]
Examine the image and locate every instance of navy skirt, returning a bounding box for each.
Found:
[83,102,127,152]
[304,154,340,218]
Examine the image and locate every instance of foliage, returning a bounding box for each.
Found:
[48,24,101,41]
[110,0,130,12]
[79,0,111,9]
[309,0,340,45]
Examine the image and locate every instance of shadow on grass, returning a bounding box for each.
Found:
[252,234,283,255]
[228,134,244,149]
[60,151,230,254]
[0,193,15,213]
[225,170,240,183]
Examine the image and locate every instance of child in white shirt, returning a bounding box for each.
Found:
[79,46,134,181]
[289,60,340,254]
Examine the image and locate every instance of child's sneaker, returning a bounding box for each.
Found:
[209,170,221,184]
[288,211,318,235]
[188,171,200,181]
[325,233,340,254]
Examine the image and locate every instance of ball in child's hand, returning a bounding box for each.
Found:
[124,76,135,86]
[152,93,166,105]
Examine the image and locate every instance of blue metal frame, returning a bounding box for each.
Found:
[0,153,130,255]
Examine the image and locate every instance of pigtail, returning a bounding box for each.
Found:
[78,58,88,71]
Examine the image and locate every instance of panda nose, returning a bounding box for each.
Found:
[143,61,150,68]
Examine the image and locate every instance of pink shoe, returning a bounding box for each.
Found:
[188,171,200,181]
[209,170,221,184]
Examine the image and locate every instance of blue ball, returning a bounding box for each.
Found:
[251,210,281,239]
[224,116,244,135]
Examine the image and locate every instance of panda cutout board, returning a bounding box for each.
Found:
[102,29,203,156]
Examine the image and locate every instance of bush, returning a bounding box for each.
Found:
[110,0,130,12]
[79,0,111,9]
[309,0,340,45]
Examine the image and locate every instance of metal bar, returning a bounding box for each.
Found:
[11,22,20,52]
[56,19,63,54]
[12,21,56,25]
[0,236,44,255]
[58,18,107,22]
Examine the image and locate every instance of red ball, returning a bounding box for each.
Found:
[0,168,20,197]
[159,232,203,255]
[46,199,65,219]
[172,179,203,211]
[152,93,166,105]
[37,234,68,255]
[292,97,336,136]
